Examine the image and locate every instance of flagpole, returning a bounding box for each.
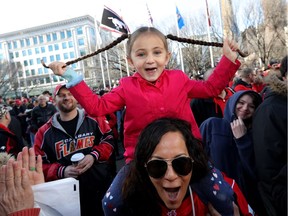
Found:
[105,50,111,89]
[123,43,130,76]
[175,5,185,72]
[118,50,123,78]
[205,0,214,67]
[94,15,106,89]
[146,2,153,27]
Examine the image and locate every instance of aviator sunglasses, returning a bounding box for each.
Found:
[145,156,194,179]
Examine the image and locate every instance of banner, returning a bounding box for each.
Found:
[100,6,130,34]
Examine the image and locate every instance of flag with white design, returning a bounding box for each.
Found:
[100,6,130,34]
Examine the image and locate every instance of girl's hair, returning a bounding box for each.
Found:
[121,117,209,215]
[42,26,227,68]
[126,27,168,58]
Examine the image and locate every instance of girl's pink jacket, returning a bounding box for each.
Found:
[69,56,240,163]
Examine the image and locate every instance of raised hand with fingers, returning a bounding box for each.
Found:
[47,61,67,76]
[230,117,247,139]
[0,158,35,215]
[16,147,44,185]
[223,39,239,64]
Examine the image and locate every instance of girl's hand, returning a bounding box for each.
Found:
[230,117,247,139]
[223,39,239,63]
[48,61,67,76]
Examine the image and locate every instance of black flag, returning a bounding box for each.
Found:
[100,6,130,34]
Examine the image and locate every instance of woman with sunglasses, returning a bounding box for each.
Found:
[120,117,243,216]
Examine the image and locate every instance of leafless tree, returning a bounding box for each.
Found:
[241,0,287,66]
[0,60,22,98]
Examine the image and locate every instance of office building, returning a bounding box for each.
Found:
[0,15,104,97]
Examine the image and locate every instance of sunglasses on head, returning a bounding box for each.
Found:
[145,156,194,179]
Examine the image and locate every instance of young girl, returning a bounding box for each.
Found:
[48,27,241,215]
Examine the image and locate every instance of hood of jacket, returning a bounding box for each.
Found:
[263,73,287,98]
[224,90,262,123]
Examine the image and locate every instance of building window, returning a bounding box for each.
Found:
[42,57,47,63]
[22,50,27,57]
[78,38,84,46]
[15,52,19,58]
[25,70,30,76]
[56,54,61,61]
[35,47,40,54]
[63,53,69,59]
[48,45,53,51]
[9,52,14,59]
[53,75,58,82]
[67,30,72,38]
[52,33,57,41]
[8,42,12,49]
[68,41,73,48]
[24,60,28,66]
[62,42,67,49]
[50,55,55,62]
[46,34,51,42]
[45,77,51,83]
[28,49,32,55]
[20,40,25,47]
[54,44,59,50]
[19,71,23,77]
[80,49,86,56]
[36,58,41,64]
[60,31,65,39]
[13,41,18,49]
[70,52,75,58]
[33,37,38,45]
[25,38,30,46]
[38,68,43,75]
[39,35,44,43]
[39,77,45,84]
[31,69,36,76]
[29,59,34,66]
[77,27,83,35]
[41,47,45,53]
[44,67,49,74]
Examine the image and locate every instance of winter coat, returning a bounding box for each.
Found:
[31,103,57,131]
[69,56,240,163]
[34,108,116,216]
[252,74,287,216]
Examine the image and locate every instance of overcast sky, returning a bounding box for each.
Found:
[0,0,218,34]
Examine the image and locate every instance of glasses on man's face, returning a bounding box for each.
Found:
[145,156,193,179]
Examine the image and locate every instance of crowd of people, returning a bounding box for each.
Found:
[0,26,286,216]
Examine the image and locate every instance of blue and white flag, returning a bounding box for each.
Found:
[176,6,185,29]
